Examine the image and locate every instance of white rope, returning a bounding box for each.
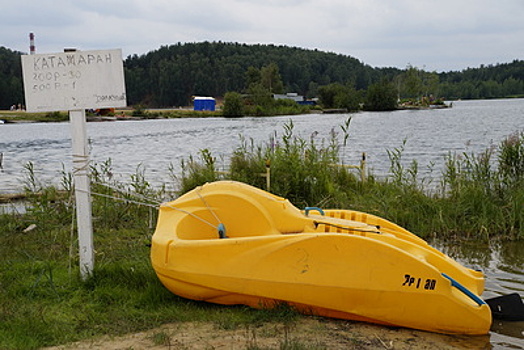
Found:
[75,183,219,231]
[71,154,90,175]
[195,186,221,225]
[88,190,159,209]
[91,180,165,206]
[161,203,218,229]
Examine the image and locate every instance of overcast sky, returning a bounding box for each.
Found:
[2,0,523,72]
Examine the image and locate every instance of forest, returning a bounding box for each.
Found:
[1,42,524,110]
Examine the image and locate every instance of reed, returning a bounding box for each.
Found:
[179,119,359,209]
[436,131,524,238]
[177,122,524,239]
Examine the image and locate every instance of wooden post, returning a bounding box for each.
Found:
[265,159,271,191]
[70,109,94,279]
[360,152,367,182]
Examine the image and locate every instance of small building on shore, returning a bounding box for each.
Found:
[273,93,304,102]
[193,97,216,111]
[273,93,316,105]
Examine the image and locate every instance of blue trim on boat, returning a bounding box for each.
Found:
[218,223,227,239]
[305,207,325,216]
[442,273,486,306]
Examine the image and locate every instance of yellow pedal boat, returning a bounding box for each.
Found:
[151,181,492,335]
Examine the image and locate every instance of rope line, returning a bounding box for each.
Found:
[161,203,218,229]
[88,190,159,209]
[89,180,160,208]
[71,154,90,175]
[314,221,381,234]
[195,186,221,225]
[90,180,159,206]
[75,184,219,231]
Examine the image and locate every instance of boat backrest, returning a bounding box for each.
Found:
[171,181,312,239]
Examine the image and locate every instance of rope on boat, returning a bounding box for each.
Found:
[195,186,221,225]
[72,181,387,241]
[313,221,382,235]
[195,186,228,238]
[77,184,225,234]
[161,202,219,231]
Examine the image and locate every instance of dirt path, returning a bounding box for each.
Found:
[46,318,492,349]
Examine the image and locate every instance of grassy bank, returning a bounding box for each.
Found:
[1,122,523,349]
[0,109,218,123]
[0,110,70,123]
[0,103,317,123]
[0,162,301,349]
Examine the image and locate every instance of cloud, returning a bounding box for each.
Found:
[2,1,81,27]
[1,0,523,71]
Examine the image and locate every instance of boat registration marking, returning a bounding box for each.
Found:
[402,274,437,290]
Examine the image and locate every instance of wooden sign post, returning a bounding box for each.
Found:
[21,49,127,279]
[69,108,94,278]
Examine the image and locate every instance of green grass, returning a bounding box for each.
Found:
[0,110,69,122]
[0,108,219,122]
[0,161,303,349]
[0,218,301,349]
[1,122,523,349]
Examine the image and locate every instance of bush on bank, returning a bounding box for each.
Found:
[179,123,524,240]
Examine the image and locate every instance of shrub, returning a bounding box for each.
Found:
[180,119,360,208]
[222,91,245,117]
[364,80,398,111]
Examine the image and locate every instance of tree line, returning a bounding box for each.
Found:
[1,42,524,110]
[0,47,24,110]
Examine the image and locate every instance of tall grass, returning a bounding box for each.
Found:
[437,131,524,238]
[230,120,357,208]
[177,122,524,239]
[180,119,360,208]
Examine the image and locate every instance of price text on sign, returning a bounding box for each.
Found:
[21,49,126,112]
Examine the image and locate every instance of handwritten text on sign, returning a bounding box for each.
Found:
[22,49,126,112]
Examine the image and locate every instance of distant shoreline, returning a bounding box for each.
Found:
[0,108,223,124]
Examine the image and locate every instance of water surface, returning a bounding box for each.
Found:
[1,99,523,193]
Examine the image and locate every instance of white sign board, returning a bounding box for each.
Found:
[21,49,126,112]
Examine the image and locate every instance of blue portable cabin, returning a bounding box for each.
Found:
[193,97,216,111]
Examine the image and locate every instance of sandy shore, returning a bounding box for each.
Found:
[45,318,492,350]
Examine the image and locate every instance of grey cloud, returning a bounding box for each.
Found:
[1,0,523,71]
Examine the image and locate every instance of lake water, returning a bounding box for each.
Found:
[1,99,523,348]
[434,239,524,348]
[1,99,523,194]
